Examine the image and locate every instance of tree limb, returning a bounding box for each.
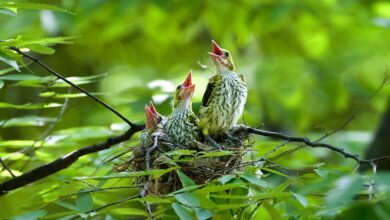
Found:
[241,126,377,167]
[0,124,144,196]
[8,46,135,127]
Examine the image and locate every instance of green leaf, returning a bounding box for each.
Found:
[0,102,62,109]
[55,201,78,211]
[0,51,20,72]
[177,171,196,187]
[292,193,307,207]
[0,140,36,148]
[326,175,363,208]
[13,209,47,220]
[75,167,179,180]
[374,172,390,188]
[216,203,250,210]
[240,173,268,188]
[138,196,172,204]
[0,74,43,81]
[27,44,55,55]
[271,179,294,193]
[263,201,282,220]
[194,208,213,220]
[0,3,74,14]
[39,91,106,99]
[0,67,16,75]
[261,167,291,178]
[219,175,236,184]
[172,202,195,220]
[75,189,93,212]
[209,192,290,200]
[0,8,16,16]
[196,183,247,194]
[165,149,196,156]
[110,208,148,216]
[314,168,329,178]
[0,116,56,127]
[0,80,3,89]
[175,192,200,207]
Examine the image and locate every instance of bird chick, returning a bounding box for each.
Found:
[198,40,248,148]
[164,70,201,147]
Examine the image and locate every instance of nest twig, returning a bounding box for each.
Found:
[113,128,253,195]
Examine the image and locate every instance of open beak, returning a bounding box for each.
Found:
[148,101,157,116]
[208,40,223,61]
[145,102,158,129]
[182,70,195,98]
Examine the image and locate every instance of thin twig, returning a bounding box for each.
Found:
[19,87,72,171]
[8,46,135,127]
[242,126,377,168]
[268,72,389,161]
[0,158,15,178]
[81,194,140,217]
[141,135,159,220]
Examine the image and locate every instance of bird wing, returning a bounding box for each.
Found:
[201,75,220,107]
[239,73,246,84]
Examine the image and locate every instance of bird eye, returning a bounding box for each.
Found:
[177,85,182,90]
[224,51,230,57]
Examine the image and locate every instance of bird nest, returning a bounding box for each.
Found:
[113,128,253,195]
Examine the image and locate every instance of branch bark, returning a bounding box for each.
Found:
[240,126,379,167]
[0,124,144,196]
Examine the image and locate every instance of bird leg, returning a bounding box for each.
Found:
[204,135,223,150]
[223,132,243,146]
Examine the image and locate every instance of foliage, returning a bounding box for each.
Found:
[0,0,390,219]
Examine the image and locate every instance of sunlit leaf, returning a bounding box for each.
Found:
[110,208,148,216]
[0,2,74,14]
[263,201,282,220]
[0,116,56,127]
[196,183,247,194]
[0,51,20,72]
[0,102,62,109]
[0,140,36,148]
[0,74,43,81]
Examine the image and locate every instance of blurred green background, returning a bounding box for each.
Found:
[0,0,390,219]
[1,0,389,136]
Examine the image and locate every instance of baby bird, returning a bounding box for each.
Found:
[164,71,201,147]
[198,40,247,148]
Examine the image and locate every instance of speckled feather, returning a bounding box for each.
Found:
[198,71,247,135]
[164,106,200,147]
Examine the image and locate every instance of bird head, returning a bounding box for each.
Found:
[145,101,159,131]
[173,70,195,108]
[208,40,235,72]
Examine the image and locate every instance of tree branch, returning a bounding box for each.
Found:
[0,124,144,196]
[8,46,135,127]
[241,126,377,167]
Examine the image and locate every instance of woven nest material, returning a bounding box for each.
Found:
[113,127,253,195]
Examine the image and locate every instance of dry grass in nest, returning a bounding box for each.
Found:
[113,128,253,195]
